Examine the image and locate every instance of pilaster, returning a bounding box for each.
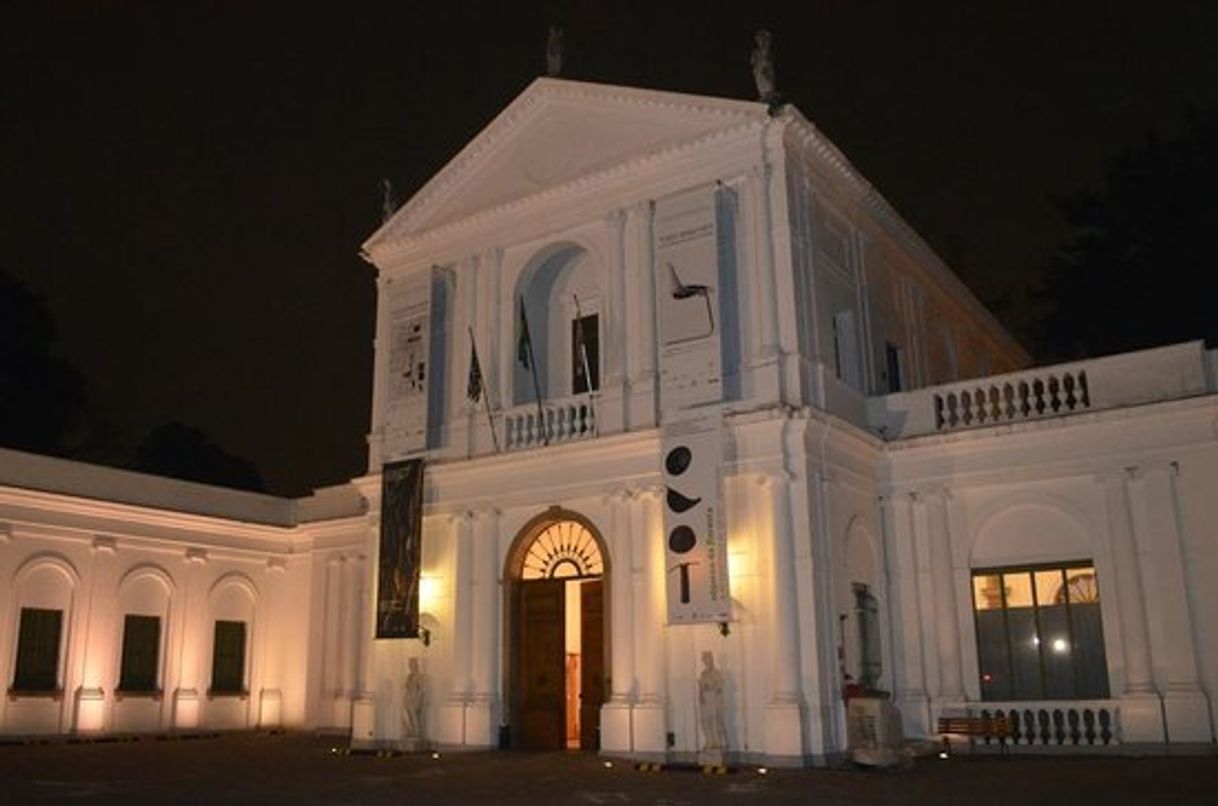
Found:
[760,471,805,761]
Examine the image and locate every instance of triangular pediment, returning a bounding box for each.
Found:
[366,78,766,249]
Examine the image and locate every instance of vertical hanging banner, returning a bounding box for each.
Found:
[654,186,731,624]
[376,458,424,639]
[660,410,729,623]
[382,276,432,461]
[655,187,722,413]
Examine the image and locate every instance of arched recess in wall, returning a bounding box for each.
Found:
[7,553,80,693]
[970,498,1094,569]
[513,241,603,405]
[114,564,175,694]
[840,517,884,690]
[205,573,258,702]
[501,506,610,751]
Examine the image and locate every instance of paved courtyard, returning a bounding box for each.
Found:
[1,731,1216,805]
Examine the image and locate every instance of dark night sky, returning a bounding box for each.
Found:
[4,2,1217,496]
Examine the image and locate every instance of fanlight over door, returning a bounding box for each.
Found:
[521,520,603,580]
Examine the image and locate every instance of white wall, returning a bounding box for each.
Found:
[0,456,365,737]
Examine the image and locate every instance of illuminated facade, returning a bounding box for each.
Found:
[2,79,1216,761]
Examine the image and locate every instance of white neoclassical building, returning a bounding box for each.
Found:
[3,78,1216,765]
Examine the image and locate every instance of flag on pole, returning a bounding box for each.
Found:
[466,336,484,403]
[517,297,533,369]
[572,293,594,394]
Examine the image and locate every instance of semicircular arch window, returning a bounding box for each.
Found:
[521,520,603,580]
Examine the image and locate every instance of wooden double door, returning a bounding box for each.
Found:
[514,577,604,751]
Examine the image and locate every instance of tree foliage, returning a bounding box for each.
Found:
[134,421,266,493]
[0,270,85,455]
[1038,108,1218,359]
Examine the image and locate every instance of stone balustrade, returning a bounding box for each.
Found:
[503,393,598,451]
[973,701,1120,747]
[867,342,1213,439]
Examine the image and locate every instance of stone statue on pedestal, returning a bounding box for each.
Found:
[400,657,426,749]
[751,30,779,109]
[380,178,397,225]
[546,25,564,77]
[697,651,726,753]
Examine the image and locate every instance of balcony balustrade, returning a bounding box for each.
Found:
[502,393,598,451]
[867,342,1212,439]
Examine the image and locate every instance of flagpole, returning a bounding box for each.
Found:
[520,297,549,446]
[467,326,500,453]
[484,389,501,453]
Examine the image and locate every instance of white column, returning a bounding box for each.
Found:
[457,255,481,456]
[485,247,504,413]
[907,493,942,714]
[761,471,805,760]
[466,506,502,746]
[1138,464,1212,742]
[340,554,362,719]
[880,493,930,737]
[630,486,667,755]
[74,537,115,733]
[748,166,780,360]
[926,488,964,702]
[172,549,207,730]
[437,512,474,746]
[350,512,380,747]
[626,201,657,429]
[601,488,635,753]
[1103,469,1163,742]
[320,556,342,724]
[605,209,627,388]
[258,558,285,728]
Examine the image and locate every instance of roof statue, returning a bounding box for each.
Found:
[546,25,564,77]
[751,29,779,109]
[380,178,398,225]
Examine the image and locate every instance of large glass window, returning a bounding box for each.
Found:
[972,563,1109,701]
[210,620,247,695]
[118,615,161,693]
[12,608,62,692]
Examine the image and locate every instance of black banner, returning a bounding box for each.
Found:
[376,458,424,639]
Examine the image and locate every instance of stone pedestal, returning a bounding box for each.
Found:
[464,696,499,747]
[350,696,377,748]
[74,687,105,733]
[599,699,633,754]
[330,695,353,729]
[1120,693,1166,742]
[1163,688,1213,743]
[763,699,803,762]
[895,691,930,738]
[173,688,199,729]
[630,700,667,756]
[258,689,281,728]
[434,697,466,745]
[398,737,430,753]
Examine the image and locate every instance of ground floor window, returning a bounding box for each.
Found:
[972,563,1109,701]
[118,615,161,693]
[210,620,247,695]
[12,608,63,692]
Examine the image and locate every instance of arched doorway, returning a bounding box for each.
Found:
[505,509,609,751]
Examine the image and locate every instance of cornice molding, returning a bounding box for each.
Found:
[365,79,767,258]
[369,121,765,266]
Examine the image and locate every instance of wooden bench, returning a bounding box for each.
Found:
[937,715,1011,754]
